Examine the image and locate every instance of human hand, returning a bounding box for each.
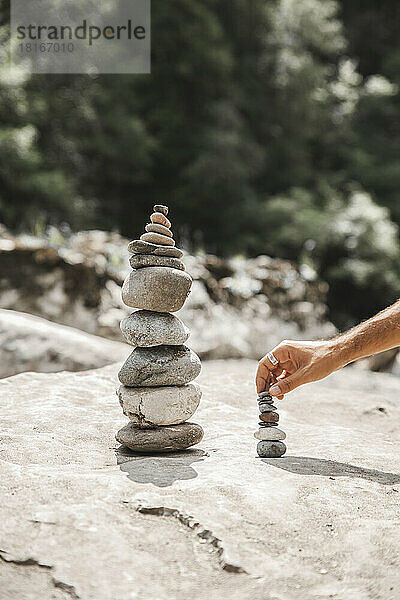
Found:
[256,339,340,399]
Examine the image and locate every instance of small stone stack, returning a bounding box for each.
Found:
[116,205,204,453]
[255,391,286,457]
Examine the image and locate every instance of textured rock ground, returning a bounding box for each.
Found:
[0,309,130,378]
[1,360,399,599]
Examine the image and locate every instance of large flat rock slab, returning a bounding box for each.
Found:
[1,360,399,599]
[0,309,130,378]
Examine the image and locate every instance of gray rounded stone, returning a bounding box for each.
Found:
[256,440,286,458]
[258,403,277,412]
[116,421,204,453]
[118,345,201,386]
[118,383,201,427]
[145,223,173,237]
[129,254,185,271]
[254,428,286,441]
[128,240,183,258]
[122,267,192,312]
[140,232,175,246]
[120,311,190,347]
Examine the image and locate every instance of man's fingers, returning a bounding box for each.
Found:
[256,342,293,393]
[256,359,271,393]
[269,370,304,396]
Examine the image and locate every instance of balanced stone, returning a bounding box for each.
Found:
[129,254,185,271]
[153,204,168,216]
[254,427,286,441]
[118,345,201,386]
[258,399,274,406]
[122,267,192,312]
[258,403,277,412]
[259,412,279,423]
[140,232,175,246]
[150,213,171,228]
[145,223,173,237]
[257,440,286,458]
[128,240,183,258]
[258,391,274,400]
[118,383,201,427]
[121,310,189,347]
[116,421,204,453]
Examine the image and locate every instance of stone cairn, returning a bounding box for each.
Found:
[255,391,286,457]
[116,205,204,453]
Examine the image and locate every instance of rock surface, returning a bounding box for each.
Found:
[122,267,192,312]
[118,345,201,386]
[118,383,202,427]
[1,360,400,598]
[0,308,129,378]
[116,422,204,453]
[120,310,190,347]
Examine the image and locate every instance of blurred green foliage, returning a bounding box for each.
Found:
[0,0,399,328]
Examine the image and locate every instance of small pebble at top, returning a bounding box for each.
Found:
[258,391,273,400]
[153,204,169,216]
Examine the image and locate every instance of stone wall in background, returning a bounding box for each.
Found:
[0,226,336,361]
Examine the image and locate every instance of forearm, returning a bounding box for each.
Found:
[332,300,400,368]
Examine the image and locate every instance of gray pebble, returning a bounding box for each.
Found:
[257,440,286,458]
[122,267,192,312]
[258,391,273,400]
[258,403,277,412]
[128,239,183,258]
[129,254,185,271]
[118,345,201,386]
[117,421,203,453]
[120,310,189,347]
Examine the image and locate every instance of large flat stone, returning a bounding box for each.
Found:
[1,361,400,599]
[116,422,204,453]
[120,310,190,347]
[118,345,201,386]
[122,267,192,312]
[0,308,129,378]
[118,382,201,427]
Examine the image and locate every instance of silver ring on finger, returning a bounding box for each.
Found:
[267,351,279,367]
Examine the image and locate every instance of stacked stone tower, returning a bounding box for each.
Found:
[255,391,286,457]
[116,205,203,453]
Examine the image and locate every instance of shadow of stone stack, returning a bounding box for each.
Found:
[116,205,204,453]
